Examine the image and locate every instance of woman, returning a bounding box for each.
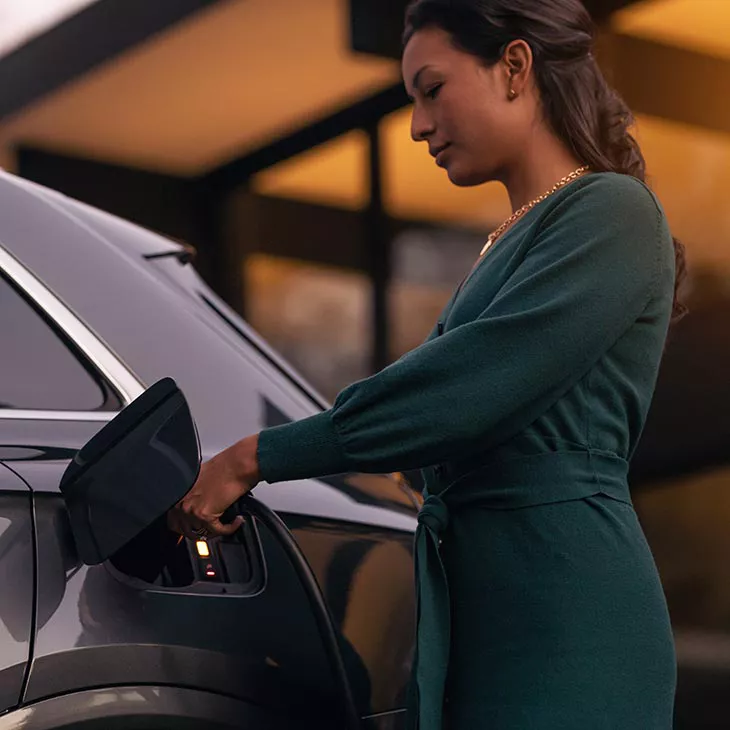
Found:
[168,0,686,727]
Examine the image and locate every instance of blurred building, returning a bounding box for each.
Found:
[1,0,730,717]
[0,0,726,390]
[0,0,728,441]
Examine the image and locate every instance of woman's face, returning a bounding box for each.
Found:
[402,27,527,187]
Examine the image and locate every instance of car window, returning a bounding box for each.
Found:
[0,271,112,411]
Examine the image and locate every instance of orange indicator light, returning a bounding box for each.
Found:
[196,540,211,558]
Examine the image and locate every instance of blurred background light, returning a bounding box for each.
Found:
[614,0,730,59]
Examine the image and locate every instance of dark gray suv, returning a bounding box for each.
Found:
[0,170,419,730]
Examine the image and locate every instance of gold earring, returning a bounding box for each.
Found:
[507,68,518,100]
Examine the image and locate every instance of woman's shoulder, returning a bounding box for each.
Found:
[525,172,674,298]
[536,171,669,244]
[558,171,663,218]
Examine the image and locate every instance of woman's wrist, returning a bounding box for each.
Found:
[228,433,261,488]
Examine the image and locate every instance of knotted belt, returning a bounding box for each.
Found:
[410,449,631,730]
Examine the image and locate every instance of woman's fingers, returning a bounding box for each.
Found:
[207,515,244,537]
[167,504,244,539]
[165,445,256,542]
[167,508,208,541]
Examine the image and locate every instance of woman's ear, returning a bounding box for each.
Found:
[502,39,533,100]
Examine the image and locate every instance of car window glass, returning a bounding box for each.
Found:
[0,272,108,411]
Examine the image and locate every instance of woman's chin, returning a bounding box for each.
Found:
[445,164,487,187]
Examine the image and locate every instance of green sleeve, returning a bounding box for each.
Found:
[257,175,673,483]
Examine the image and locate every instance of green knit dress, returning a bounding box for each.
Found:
[257,172,677,729]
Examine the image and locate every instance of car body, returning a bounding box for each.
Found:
[0,170,419,730]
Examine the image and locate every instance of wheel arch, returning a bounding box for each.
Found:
[0,685,291,729]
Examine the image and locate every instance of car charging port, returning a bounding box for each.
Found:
[108,509,259,592]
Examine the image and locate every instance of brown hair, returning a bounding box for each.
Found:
[404,0,687,323]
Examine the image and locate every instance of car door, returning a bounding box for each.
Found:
[0,462,33,712]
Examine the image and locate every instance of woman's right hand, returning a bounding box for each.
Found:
[167,434,261,539]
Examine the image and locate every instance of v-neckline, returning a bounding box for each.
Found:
[452,202,538,301]
[452,173,595,301]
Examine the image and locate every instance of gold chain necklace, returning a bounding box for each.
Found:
[479,165,590,257]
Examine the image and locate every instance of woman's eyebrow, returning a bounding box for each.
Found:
[405,64,435,100]
[411,65,434,92]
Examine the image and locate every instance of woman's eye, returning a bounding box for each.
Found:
[425,84,442,100]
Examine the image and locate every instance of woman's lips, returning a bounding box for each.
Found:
[435,145,451,167]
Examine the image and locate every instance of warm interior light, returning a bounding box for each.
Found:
[196,540,210,558]
[253,130,369,210]
[613,0,730,60]
[633,114,730,269]
[0,0,398,174]
[250,108,510,229]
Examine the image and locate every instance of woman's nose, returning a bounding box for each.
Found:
[410,105,435,142]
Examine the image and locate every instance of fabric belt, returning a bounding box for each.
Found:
[410,449,631,730]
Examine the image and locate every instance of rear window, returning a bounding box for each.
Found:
[0,271,119,411]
